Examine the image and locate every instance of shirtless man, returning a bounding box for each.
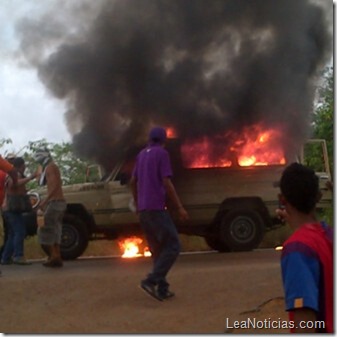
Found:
[33,149,66,268]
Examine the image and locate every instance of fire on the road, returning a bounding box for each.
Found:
[118,236,152,258]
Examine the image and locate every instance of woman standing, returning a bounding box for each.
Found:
[1,157,37,265]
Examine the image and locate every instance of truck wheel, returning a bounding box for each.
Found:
[220,209,265,251]
[61,214,89,260]
[41,214,89,260]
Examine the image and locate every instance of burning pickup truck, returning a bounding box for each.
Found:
[27,138,332,260]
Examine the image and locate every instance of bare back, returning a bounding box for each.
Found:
[45,161,64,202]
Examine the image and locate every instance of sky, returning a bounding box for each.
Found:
[0,0,71,154]
[0,0,334,156]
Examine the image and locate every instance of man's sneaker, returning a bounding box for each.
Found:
[43,259,63,268]
[158,290,175,300]
[1,259,13,265]
[139,280,163,302]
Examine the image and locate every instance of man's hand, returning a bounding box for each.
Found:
[292,308,318,333]
[275,207,289,223]
[177,206,189,222]
[37,209,44,216]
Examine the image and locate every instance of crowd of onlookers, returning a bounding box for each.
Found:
[0,149,66,273]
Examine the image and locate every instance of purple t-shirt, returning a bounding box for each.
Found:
[132,144,173,211]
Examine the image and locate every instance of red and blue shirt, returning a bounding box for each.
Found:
[281,222,333,333]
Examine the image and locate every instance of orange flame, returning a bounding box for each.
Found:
[233,127,286,166]
[181,137,232,168]
[181,124,286,168]
[166,127,177,138]
[143,247,152,257]
[118,236,152,258]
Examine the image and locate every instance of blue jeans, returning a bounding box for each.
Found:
[0,211,9,260]
[139,210,181,293]
[1,211,26,263]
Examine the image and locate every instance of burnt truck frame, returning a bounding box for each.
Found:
[25,138,332,260]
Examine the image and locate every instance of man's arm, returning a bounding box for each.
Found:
[130,176,138,209]
[6,173,36,190]
[281,243,321,333]
[291,308,317,333]
[163,177,189,221]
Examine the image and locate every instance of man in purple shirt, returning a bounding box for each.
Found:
[130,126,189,301]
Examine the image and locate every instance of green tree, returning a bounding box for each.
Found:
[0,138,100,188]
[312,66,334,225]
[313,66,333,174]
[24,139,101,187]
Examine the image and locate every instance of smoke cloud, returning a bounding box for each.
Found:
[16,0,332,169]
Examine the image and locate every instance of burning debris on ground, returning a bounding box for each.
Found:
[15,0,332,169]
[118,236,151,258]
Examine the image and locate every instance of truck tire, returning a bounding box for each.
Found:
[61,214,89,260]
[220,209,265,251]
[42,214,89,260]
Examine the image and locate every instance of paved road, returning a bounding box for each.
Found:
[0,249,285,334]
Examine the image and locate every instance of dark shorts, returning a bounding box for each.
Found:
[38,200,66,245]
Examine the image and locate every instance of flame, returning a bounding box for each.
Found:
[181,124,286,168]
[166,127,177,138]
[181,137,232,168]
[234,127,286,166]
[275,246,283,251]
[144,247,152,257]
[118,236,152,258]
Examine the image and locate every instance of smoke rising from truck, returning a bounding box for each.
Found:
[16,0,332,169]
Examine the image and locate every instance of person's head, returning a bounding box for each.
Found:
[5,153,16,165]
[148,127,167,145]
[279,162,320,214]
[12,157,25,173]
[33,148,52,165]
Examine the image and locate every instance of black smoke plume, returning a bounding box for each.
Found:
[17,0,332,169]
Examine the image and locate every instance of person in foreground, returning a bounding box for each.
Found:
[276,163,333,333]
[130,126,189,301]
[33,148,66,268]
[1,157,37,265]
[0,155,17,275]
[0,154,17,261]
[0,155,17,186]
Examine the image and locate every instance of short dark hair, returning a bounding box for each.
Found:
[280,162,319,214]
[12,157,25,169]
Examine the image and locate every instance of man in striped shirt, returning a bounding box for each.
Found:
[277,163,333,333]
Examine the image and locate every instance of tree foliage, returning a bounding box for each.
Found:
[313,66,333,174]
[0,139,100,188]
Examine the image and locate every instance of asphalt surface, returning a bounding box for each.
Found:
[0,249,285,334]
